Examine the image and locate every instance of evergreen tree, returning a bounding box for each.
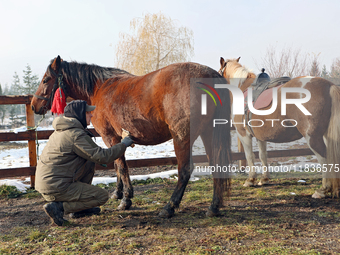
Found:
[309,54,321,77]
[22,64,39,94]
[11,72,22,95]
[330,58,340,79]
[2,85,9,95]
[10,73,23,116]
[9,106,16,127]
[5,66,40,126]
[1,85,11,125]
[321,65,329,79]
[0,83,4,124]
[329,58,340,84]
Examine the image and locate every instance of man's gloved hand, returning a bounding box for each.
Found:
[121,129,135,147]
[122,129,130,139]
[121,136,134,147]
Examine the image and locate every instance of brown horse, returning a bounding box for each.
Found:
[31,56,232,218]
[219,57,340,198]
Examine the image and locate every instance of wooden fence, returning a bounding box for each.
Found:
[0,95,314,188]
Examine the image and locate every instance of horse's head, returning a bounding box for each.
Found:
[219,57,255,88]
[31,56,65,114]
[218,57,241,80]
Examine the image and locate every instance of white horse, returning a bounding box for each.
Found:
[219,57,340,199]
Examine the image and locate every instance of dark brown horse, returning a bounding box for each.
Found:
[219,57,340,199]
[31,56,232,217]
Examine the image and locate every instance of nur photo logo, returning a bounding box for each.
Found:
[197,82,222,115]
[198,81,312,128]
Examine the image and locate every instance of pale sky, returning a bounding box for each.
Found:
[1,0,339,88]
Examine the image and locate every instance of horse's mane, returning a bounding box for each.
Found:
[47,60,131,97]
[226,59,254,87]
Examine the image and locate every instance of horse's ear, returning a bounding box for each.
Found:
[51,55,62,71]
[220,57,225,67]
[236,57,241,62]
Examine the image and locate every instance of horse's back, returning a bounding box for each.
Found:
[151,62,225,138]
[92,62,225,145]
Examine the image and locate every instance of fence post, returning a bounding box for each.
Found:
[26,103,36,188]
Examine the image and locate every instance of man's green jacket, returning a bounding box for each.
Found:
[35,116,126,194]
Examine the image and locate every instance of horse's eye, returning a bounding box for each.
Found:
[43,77,51,84]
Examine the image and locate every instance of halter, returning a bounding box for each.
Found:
[218,60,230,76]
[33,68,67,112]
[219,66,226,76]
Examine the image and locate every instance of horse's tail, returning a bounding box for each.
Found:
[326,85,340,197]
[212,77,232,206]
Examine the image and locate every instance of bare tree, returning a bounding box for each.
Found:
[257,45,310,78]
[115,12,194,75]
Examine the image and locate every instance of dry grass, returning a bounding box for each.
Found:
[1,176,339,254]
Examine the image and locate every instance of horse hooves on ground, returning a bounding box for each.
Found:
[258,179,269,186]
[110,190,123,200]
[206,209,221,217]
[312,190,326,199]
[243,180,256,187]
[117,198,132,210]
[158,208,174,218]
[312,187,331,199]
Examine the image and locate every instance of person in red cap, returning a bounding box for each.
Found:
[35,100,134,226]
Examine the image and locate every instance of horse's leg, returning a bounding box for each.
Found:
[96,136,132,207]
[111,164,123,200]
[237,133,257,187]
[115,156,134,210]
[257,140,270,186]
[303,134,331,199]
[159,136,191,218]
[201,126,230,217]
[99,136,123,200]
[311,85,340,198]
[96,131,133,208]
[199,129,220,216]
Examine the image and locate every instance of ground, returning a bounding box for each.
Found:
[1,166,340,254]
[1,141,338,254]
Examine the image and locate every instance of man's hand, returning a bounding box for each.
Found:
[121,136,134,147]
[121,129,135,147]
[122,129,130,139]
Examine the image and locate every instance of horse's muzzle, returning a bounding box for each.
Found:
[31,105,45,115]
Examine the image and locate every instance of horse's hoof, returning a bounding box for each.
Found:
[243,180,255,187]
[312,189,326,199]
[206,207,220,217]
[158,208,174,218]
[117,198,132,210]
[258,178,269,186]
[111,190,123,200]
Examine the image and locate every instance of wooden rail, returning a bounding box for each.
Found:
[0,95,314,188]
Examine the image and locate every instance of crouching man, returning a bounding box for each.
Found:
[35,100,134,226]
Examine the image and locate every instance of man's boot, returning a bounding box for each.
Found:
[69,207,101,219]
[43,201,67,226]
